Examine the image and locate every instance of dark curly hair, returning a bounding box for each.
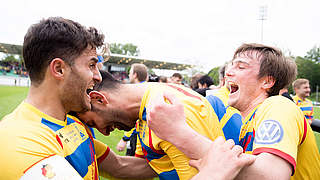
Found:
[23,17,105,85]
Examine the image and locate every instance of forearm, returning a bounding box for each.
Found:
[167,124,212,160]
[100,155,157,179]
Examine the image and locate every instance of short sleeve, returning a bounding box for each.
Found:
[160,141,198,179]
[252,98,304,172]
[94,139,110,164]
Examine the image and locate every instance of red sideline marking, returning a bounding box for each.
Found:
[253,147,296,175]
[23,154,56,174]
[97,147,110,164]
[167,84,201,101]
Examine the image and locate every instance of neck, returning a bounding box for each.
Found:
[298,95,306,101]
[240,93,267,118]
[117,83,148,120]
[25,82,67,121]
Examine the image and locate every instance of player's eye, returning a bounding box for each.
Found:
[89,63,97,69]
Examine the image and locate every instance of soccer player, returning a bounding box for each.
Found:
[147,43,320,179]
[292,78,314,124]
[205,63,243,145]
[117,63,148,155]
[0,17,155,180]
[79,70,224,180]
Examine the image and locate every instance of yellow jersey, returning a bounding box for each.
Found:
[293,95,314,122]
[0,102,110,180]
[135,83,223,180]
[240,96,320,179]
[206,86,243,145]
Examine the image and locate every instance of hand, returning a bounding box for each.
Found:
[190,137,256,180]
[147,91,188,141]
[116,139,127,152]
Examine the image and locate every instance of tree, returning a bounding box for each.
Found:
[1,54,20,63]
[305,46,320,63]
[0,54,22,67]
[295,56,320,92]
[110,43,140,56]
[207,67,220,86]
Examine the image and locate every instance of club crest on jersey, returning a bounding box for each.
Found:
[255,119,283,144]
[41,164,56,179]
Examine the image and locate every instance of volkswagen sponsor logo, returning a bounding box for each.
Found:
[255,119,284,145]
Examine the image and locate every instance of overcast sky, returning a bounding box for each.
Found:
[1,0,319,72]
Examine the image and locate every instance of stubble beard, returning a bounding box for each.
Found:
[62,69,90,113]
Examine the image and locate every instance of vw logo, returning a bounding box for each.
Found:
[255,119,284,145]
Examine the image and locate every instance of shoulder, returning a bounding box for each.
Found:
[256,96,303,123]
[261,95,298,110]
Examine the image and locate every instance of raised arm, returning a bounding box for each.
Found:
[99,148,157,179]
[147,91,212,159]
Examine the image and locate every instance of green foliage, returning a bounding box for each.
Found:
[295,56,320,92]
[305,46,320,63]
[110,43,140,56]
[207,66,220,85]
[0,54,22,64]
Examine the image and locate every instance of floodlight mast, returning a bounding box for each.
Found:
[258,6,267,43]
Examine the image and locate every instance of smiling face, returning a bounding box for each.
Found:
[226,52,269,113]
[60,47,101,113]
[296,82,311,99]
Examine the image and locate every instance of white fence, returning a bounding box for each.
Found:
[0,76,30,87]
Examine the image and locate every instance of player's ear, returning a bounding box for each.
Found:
[89,91,108,105]
[262,76,275,90]
[49,58,67,80]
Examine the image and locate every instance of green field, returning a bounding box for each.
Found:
[0,85,320,179]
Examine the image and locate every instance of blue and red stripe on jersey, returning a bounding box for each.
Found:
[41,117,97,179]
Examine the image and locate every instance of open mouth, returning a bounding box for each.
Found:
[229,82,239,94]
[86,85,94,95]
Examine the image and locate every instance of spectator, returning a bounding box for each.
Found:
[170,72,183,85]
[195,75,214,97]
[159,75,168,83]
[190,73,203,90]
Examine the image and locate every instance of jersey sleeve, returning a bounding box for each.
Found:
[94,139,110,164]
[252,99,304,172]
